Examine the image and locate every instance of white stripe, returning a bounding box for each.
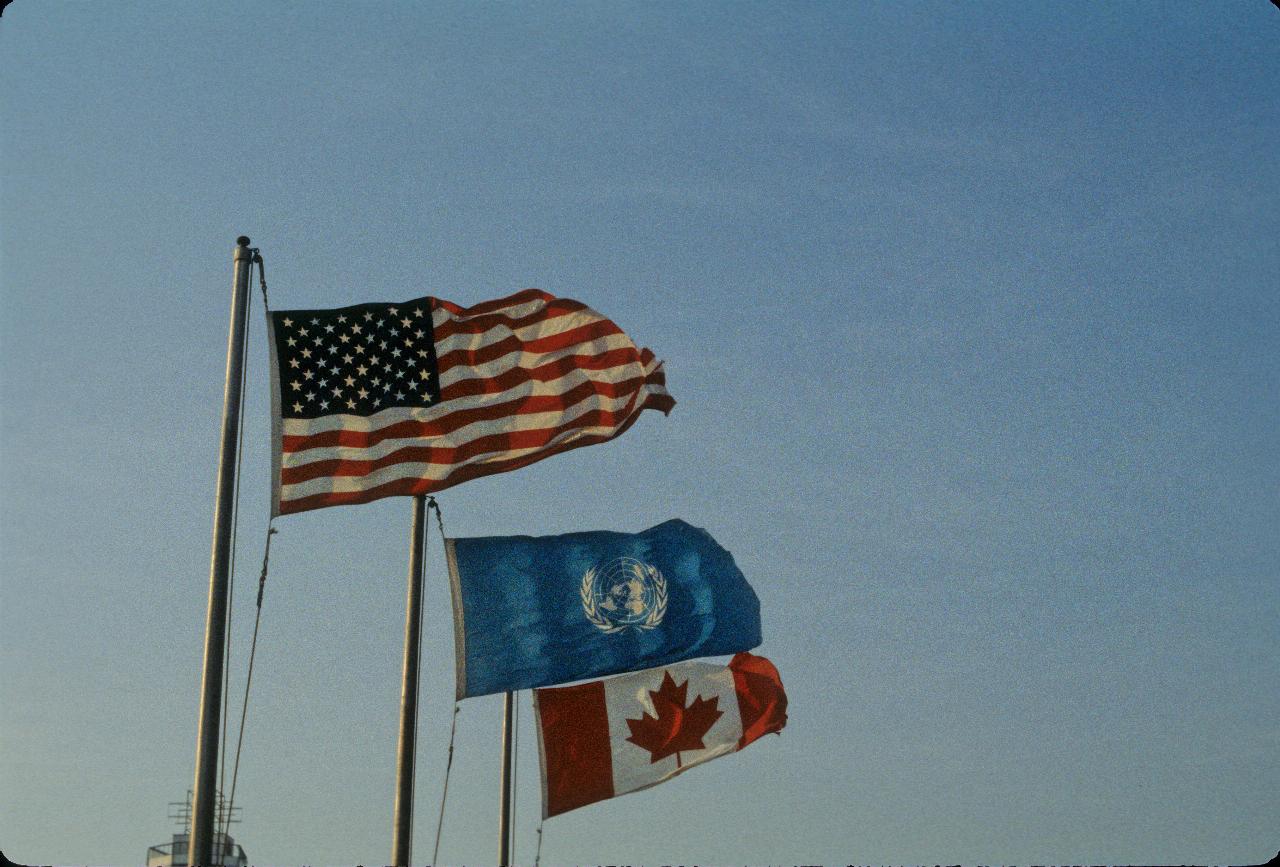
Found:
[602,661,742,799]
[279,412,653,502]
[281,381,656,469]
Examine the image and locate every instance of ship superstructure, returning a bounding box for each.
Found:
[145,791,247,867]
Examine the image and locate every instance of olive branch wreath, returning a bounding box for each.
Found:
[580,564,668,632]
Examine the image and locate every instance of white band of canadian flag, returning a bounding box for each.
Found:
[533,652,788,818]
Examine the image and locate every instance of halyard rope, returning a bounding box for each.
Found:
[432,702,461,865]
[221,251,273,843]
[218,247,256,831]
[253,249,269,310]
[222,523,276,842]
[422,496,461,865]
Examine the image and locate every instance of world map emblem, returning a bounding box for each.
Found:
[581,557,668,633]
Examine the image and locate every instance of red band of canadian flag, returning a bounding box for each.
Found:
[533,652,788,818]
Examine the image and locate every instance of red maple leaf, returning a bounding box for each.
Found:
[625,671,724,768]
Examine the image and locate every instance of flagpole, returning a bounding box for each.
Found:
[391,494,428,867]
[499,689,515,866]
[191,235,255,867]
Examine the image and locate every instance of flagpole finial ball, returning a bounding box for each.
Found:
[236,235,251,247]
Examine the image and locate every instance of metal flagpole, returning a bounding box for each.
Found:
[499,689,516,866]
[392,494,428,867]
[191,236,255,867]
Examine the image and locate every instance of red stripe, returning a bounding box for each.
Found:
[434,318,624,374]
[430,288,554,318]
[281,393,649,484]
[432,297,589,340]
[278,393,666,513]
[283,370,650,453]
[535,680,614,819]
[730,653,788,749]
[644,365,668,390]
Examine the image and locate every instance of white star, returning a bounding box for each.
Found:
[417,350,429,358]
[395,369,404,379]
[404,338,413,348]
[344,375,355,387]
[282,317,293,327]
[301,348,312,359]
[306,391,316,401]
[384,364,392,373]
[339,333,350,343]
[313,336,323,346]
[373,397,382,407]
[413,308,423,317]
[337,315,347,323]
[324,323,335,333]
[311,318,320,325]
[320,399,329,409]
[358,387,369,399]
[318,378,328,387]
[299,327,309,337]
[400,317,411,328]
[355,345,366,354]
[286,337,296,347]
[364,311,374,321]
[383,382,392,392]
[379,340,388,350]
[317,359,327,369]
[343,353,353,364]
[328,345,338,355]
[365,333,375,343]
[388,306,398,315]
[391,348,402,358]
[395,390,405,400]
[372,377,381,386]
[346,399,356,409]
[370,355,381,366]
[422,393,432,403]
[389,328,399,337]
[352,324,362,334]
[414,329,424,339]
[289,358,301,368]
[303,370,314,380]
[332,387,343,397]
[357,365,368,376]
[407,358,417,367]
[419,370,431,380]
[292,402,303,413]
[291,381,302,391]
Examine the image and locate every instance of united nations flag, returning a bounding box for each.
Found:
[445,519,762,698]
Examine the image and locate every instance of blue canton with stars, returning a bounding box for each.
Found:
[271,297,443,419]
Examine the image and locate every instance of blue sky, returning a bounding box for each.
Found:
[1,2,1277,865]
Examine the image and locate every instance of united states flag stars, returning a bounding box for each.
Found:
[272,302,442,419]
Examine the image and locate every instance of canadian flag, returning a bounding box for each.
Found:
[533,652,788,817]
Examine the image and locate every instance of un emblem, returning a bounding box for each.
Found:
[581,557,668,633]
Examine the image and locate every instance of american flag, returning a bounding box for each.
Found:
[269,289,674,515]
